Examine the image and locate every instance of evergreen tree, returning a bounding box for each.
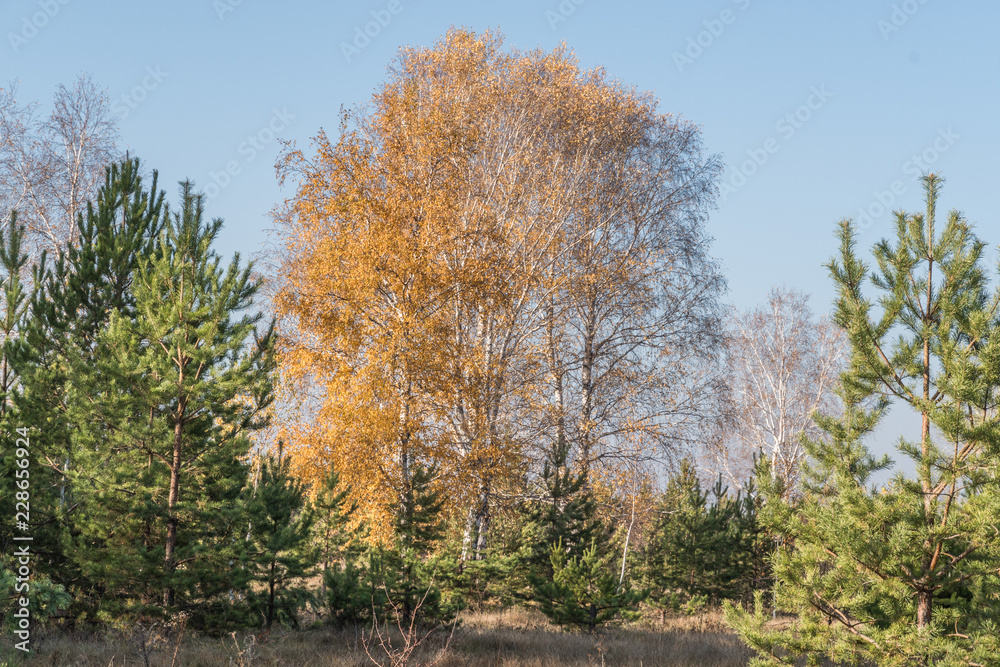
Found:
[376,462,458,625]
[244,450,317,629]
[641,460,760,616]
[0,218,32,552]
[67,179,275,620]
[313,468,356,592]
[534,537,646,633]
[519,439,603,588]
[0,216,31,414]
[730,475,772,610]
[311,468,370,626]
[726,175,1000,666]
[315,462,457,627]
[10,158,166,612]
[519,439,633,628]
[0,216,71,629]
[437,513,520,611]
[323,539,372,628]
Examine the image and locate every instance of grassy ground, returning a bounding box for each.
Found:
[1,608,756,667]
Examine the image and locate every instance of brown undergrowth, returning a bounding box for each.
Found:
[1,608,756,667]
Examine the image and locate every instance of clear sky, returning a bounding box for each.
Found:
[3,0,997,481]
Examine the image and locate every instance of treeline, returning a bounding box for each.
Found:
[0,157,772,636]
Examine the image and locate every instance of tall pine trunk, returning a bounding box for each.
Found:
[164,405,184,607]
[917,231,934,630]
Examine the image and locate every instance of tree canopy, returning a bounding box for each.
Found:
[270,28,725,552]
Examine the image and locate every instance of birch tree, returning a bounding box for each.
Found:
[707,288,844,497]
[271,30,594,542]
[0,74,119,259]
[271,29,725,559]
[540,106,725,479]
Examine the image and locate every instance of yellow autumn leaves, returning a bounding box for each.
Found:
[269,28,725,542]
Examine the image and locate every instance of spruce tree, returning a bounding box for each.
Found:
[68,180,275,620]
[726,175,1000,666]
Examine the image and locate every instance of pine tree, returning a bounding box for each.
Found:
[311,469,388,628]
[0,216,71,629]
[519,439,635,629]
[311,468,369,626]
[377,462,458,625]
[519,439,602,588]
[534,537,646,633]
[726,175,1000,667]
[437,513,520,611]
[730,475,772,610]
[0,215,31,414]
[10,157,166,611]
[313,469,356,588]
[67,179,275,620]
[323,540,372,628]
[0,217,32,550]
[641,460,760,616]
[244,450,317,629]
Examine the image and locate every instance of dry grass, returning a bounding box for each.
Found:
[1,608,756,667]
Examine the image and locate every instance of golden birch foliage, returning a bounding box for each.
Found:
[270,28,722,541]
[273,30,521,534]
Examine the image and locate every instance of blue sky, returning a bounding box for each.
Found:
[3,0,997,479]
